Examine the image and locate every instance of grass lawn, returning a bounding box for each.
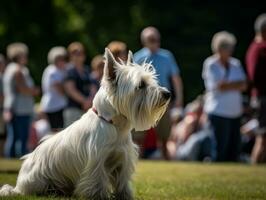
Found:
[0,159,265,200]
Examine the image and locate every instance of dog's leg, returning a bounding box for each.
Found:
[13,159,48,196]
[112,143,138,200]
[0,157,49,196]
[15,175,48,196]
[112,167,133,200]
[74,161,110,200]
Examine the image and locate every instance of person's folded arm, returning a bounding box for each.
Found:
[171,75,183,107]
[218,80,247,92]
[53,82,65,95]
[15,70,38,96]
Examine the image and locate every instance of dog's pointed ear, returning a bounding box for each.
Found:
[127,50,133,65]
[104,48,118,81]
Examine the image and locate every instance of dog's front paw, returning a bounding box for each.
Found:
[0,184,18,196]
[76,189,110,200]
[85,194,110,200]
[113,189,134,200]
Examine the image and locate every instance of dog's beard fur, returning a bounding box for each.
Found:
[0,49,170,199]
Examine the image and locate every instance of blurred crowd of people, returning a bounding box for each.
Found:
[0,14,265,164]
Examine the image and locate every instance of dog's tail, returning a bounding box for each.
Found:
[0,184,20,196]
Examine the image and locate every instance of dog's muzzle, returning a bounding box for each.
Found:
[162,91,171,100]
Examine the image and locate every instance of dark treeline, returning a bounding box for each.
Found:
[0,0,265,102]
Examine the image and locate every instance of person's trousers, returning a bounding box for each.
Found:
[63,107,84,128]
[208,114,241,162]
[45,109,64,130]
[4,115,31,158]
[176,129,214,161]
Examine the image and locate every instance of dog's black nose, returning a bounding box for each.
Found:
[162,91,171,99]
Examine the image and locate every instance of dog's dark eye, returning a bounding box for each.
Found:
[138,80,146,89]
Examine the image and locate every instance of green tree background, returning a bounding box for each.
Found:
[0,0,265,102]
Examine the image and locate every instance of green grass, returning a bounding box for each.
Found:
[0,159,266,200]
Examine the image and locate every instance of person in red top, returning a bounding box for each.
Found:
[246,13,266,163]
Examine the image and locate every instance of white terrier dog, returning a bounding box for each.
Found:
[0,48,170,199]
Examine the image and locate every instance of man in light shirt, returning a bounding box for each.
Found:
[134,27,183,159]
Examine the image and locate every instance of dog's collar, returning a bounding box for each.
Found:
[92,107,113,124]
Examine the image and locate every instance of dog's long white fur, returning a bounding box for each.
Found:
[0,48,170,199]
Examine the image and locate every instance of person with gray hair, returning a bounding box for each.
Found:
[211,31,237,54]
[3,42,40,158]
[246,13,266,163]
[202,31,247,162]
[134,26,183,160]
[41,46,67,131]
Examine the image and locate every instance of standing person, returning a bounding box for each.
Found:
[246,14,266,163]
[41,46,67,132]
[202,31,247,162]
[0,54,6,156]
[64,42,97,127]
[134,26,183,159]
[3,43,39,158]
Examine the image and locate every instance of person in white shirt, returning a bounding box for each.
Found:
[202,31,247,161]
[3,43,40,157]
[41,47,67,131]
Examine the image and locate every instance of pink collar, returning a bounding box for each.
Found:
[92,107,113,124]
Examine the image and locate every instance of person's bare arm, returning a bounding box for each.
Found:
[64,80,87,105]
[53,82,65,95]
[14,70,39,96]
[218,80,247,92]
[0,94,3,105]
[171,75,183,107]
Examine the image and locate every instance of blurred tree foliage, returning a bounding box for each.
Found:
[0,0,265,102]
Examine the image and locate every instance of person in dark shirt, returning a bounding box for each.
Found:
[64,42,97,127]
[246,13,266,163]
